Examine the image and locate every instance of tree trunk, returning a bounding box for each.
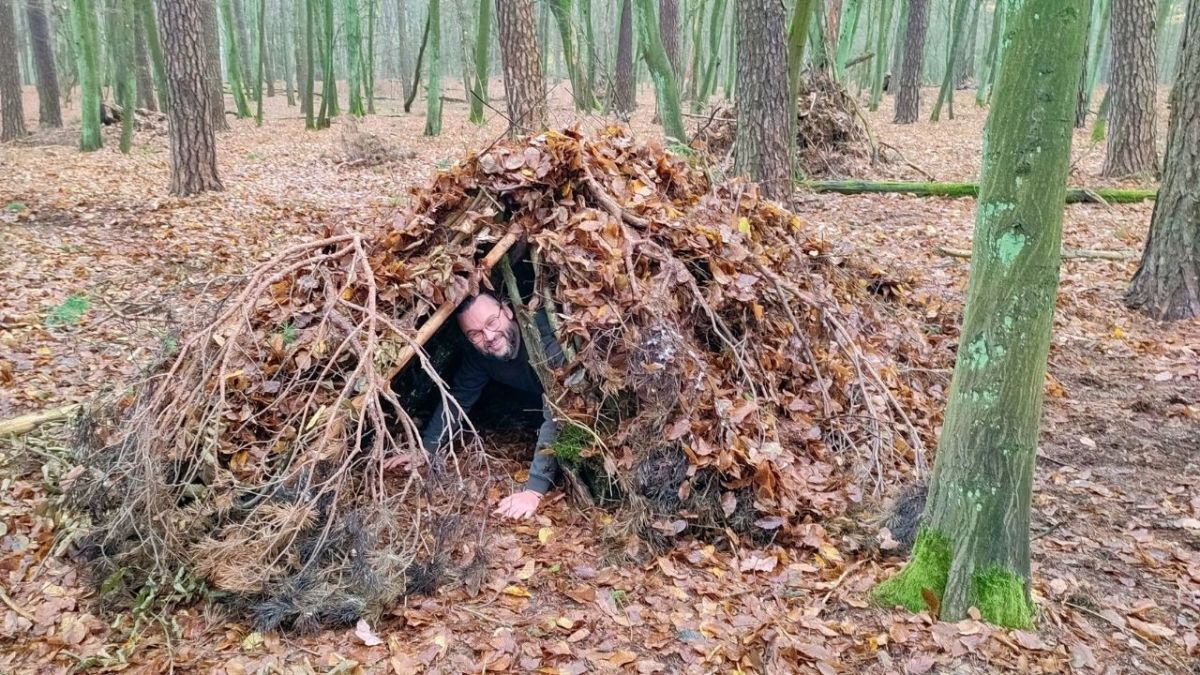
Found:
[975,0,1004,107]
[635,0,685,142]
[344,0,365,116]
[580,0,596,108]
[396,0,412,102]
[116,0,136,152]
[318,0,337,123]
[364,0,375,112]
[232,0,253,88]
[609,0,638,114]
[1126,0,1200,320]
[280,0,296,106]
[954,0,980,88]
[25,0,62,127]
[0,0,27,141]
[423,0,441,135]
[70,0,102,149]
[303,0,315,126]
[1077,0,1112,123]
[890,0,908,82]
[869,0,895,110]
[220,0,252,117]
[469,0,491,123]
[549,0,584,109]
[788,0,816,122]
[893,0,927,123]
[834,0,862,77]
[494,0,544,133]
[158,0,223,195]
[1103,0,1159,177]
[403,10,429,112]
[254,0,264,124]
[263,0,275,99]
[134,16,156,110]
[200,0,227,129]
[930,0,971,121]
[734,0,790,200]
[659,0,680,76]
[872,0,1089,628]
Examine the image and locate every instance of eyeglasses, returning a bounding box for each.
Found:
[464,309,504,344]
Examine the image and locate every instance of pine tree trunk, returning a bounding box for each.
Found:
[70,0,102,149]
[200,0,227,129]
[734,0,790,200]
[1102,0,1159,177]
[423,0,441,135]
[613,0,635,115]
[158,0,223,195]
[25,0,62,127]
[495,0,545,132]
[660,0,680,76]
[469,0,490,123]
[1126,0,1200,320]
[893,0,927,123]
[0,0,27,141]
[634,0,685,141]
[788,0,816,120]
[872,0,1089,628]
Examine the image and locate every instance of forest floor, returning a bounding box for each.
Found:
[0,81,1197,674]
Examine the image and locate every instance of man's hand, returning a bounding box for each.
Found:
[493,490,542,520]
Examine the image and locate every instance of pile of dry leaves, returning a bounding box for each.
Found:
[693,71,873,177]
[70,126,942,633]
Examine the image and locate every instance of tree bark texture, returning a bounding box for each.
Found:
[201,0,228,128]
[70,0,102,150]
[734,0,790,201]
[25,0,62,127]
[423,0,441,135]
[134,17,157,110]
[469,0,490,123]
[659,0,680,76]
[613,0,636,116]
[872,0,1089,628]
[158,0,224,195]
[495,0,545,133]
[1126,0,1200,320]
[635,0,686,142]
[1102,0,1159,177]
[894,0,928,123]
[0,0,26,140]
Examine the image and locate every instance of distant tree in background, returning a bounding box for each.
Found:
[25,0,62,128]
[0,0,27,141]
[893,0,928,123]
[634,0,686,142]
[158,0,224,195]
[423,0,441,135]
[1103,0,1159,177]
[1126,0,1200,320]
[70,0,103,150]
[612,0,635,116]
[201,0,228,129]
[469,0,491,124]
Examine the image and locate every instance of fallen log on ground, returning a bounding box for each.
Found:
[802,179,1157,204]
[71,126,946,633]
[936,246,1137,261]
[0,404,79,436]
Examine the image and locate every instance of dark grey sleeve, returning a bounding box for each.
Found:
[420,355,490,451]
[524,396,561,494]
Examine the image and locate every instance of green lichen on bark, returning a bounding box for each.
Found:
[972,567,1034,628]
[871,529,951,612]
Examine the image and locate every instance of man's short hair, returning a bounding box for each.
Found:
[454,290,503,318]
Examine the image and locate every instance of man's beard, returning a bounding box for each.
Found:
[479,322,521,362]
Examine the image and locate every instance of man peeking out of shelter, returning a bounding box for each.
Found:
[419,291,564,519]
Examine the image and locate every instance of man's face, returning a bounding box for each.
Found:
[458,296,521,361]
